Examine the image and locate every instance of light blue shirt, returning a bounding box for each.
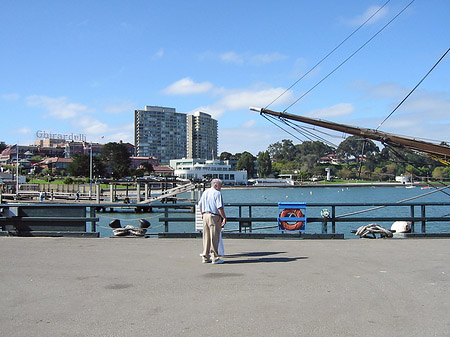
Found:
[198,187,223,215]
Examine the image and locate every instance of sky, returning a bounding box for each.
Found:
[1,0,449,156]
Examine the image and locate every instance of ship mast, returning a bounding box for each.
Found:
[251,107,450,164]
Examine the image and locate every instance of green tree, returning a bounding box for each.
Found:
[257,151,271,178]
[139,162,154,174]
[219,152,232,161]
[301,154,319,172]
[268,139,296,161]
[101,142,132,179]
[337,136,379,163]
[296,141,334,159]
[432,166,450,180]
[30,155,43,164]
[67,154,90,176]
[236,151,256,178]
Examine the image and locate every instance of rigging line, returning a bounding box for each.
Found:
[299,125,344,141]
[261,114,306,143]
[278,116,318,142]
[384,144,450,199]
[277,115,333,144]
[285,121,338,147]
[280,118,316,140]
[337,184,450,218]
[296,123,350,141]
[435,181,450,198]
[284,0,415,112]
[265,0,392,109]
[376,47,450,130]
[265,111,339,147]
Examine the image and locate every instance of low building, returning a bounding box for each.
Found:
[169,158,247,185]
[38,157,74,173]
[153,165,174,177]
[395,175,410,184]
[130,156,158,169]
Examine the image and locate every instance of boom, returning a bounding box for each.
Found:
[251,107,450,164]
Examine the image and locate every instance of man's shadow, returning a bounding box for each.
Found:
[222,251,308,264]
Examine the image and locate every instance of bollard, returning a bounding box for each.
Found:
[321,209,330,234]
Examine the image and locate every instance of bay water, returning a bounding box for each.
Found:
[95,185,450,238]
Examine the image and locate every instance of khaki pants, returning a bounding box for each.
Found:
[202,213,222,261]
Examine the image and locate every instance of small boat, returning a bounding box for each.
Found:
[248,178,295,187]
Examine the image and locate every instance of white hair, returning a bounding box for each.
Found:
[211,178,222,187]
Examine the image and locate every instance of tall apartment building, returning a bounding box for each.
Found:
[187,111,218,160]
[134,106,187,164]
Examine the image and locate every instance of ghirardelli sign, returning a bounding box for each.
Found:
[35,130,87,142]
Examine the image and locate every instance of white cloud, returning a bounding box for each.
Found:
[192,87,294,119]
[162,77,213,95]
[220,52,244,65]
[106,124,135,143]
[347,5,389,26]
[220,88,292,111]
[154,48,164,59]
[16,127,31,135]
[75,116,108,136]
[220,51,288,66]
[308,103,355,118]
[26,95,90,119]
[363,82,408,99]
[1,93,20,101]
[219,127,280,155]
[401,93,450,118]
[104,101,135,114]
[242,120,256,128]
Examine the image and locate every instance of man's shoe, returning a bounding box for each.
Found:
[202,259,212,264]
[212,259,224,264]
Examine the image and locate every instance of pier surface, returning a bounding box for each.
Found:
[1,237,449,336]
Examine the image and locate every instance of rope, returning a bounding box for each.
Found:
[97,213,161,222]
[284,0,415,112]
[113,225,148,237]
[337,185,450,218]
[376,48,450,130]
[355,224,393,238]
[266,0,391,109]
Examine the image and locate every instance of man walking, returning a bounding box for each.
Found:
[198,178,227,264]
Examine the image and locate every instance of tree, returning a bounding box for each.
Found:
[67,154,90,177]
[219,152,232,161]
[236,151,256,178]
[432,167,450,180]
[257,151,271,177]
[101,142,132,179]
[139,162,154,174]
[337,136,379,163]
[268,139,296,161]
[67,154,106,178]
[296,141,334,159]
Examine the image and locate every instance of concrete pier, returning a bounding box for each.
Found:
[1,237,449,336]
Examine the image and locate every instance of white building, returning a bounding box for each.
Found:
[169,158,247,185]
[187,112,218,160]
[135,106,187,164]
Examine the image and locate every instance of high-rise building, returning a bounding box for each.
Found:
[134,106,187,164]
[187,111,218,160]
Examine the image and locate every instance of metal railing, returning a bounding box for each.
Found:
[157,202,450,236]
[1,201,450,237]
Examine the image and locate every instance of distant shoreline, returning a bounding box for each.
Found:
[223,182,428,189]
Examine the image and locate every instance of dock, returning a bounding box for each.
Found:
[1,237,449,336]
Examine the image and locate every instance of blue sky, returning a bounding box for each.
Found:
[1,0,449,155]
